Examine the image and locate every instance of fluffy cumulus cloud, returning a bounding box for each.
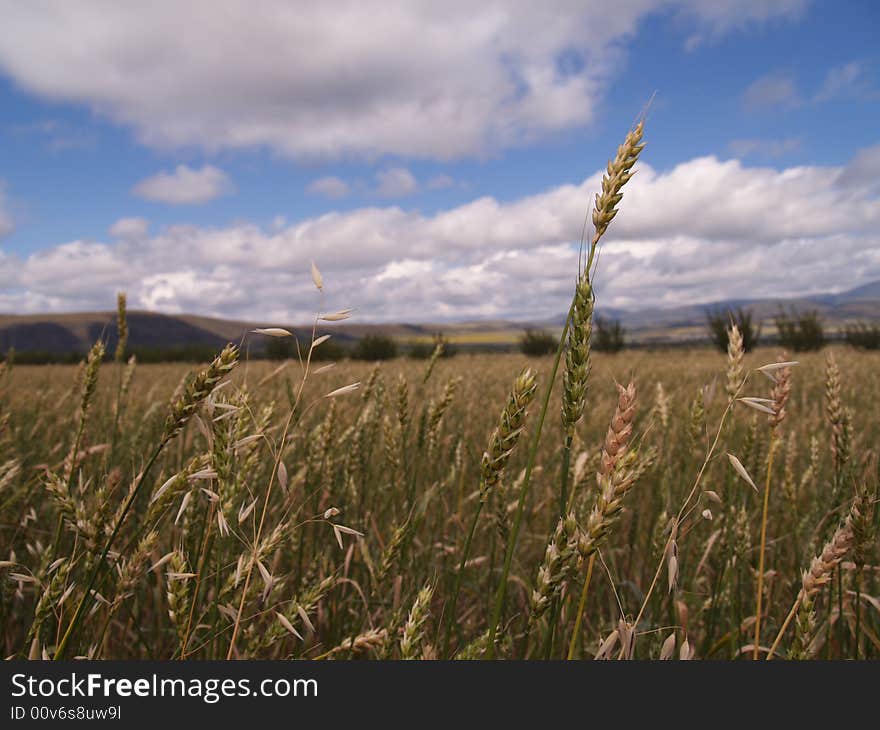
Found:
[0,1,804,160]
[2,148,879,321]
[133,165,232,204]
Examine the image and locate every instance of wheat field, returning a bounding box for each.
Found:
[1,121,877,660]
[1,342,877,660]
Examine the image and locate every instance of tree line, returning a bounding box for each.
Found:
[519,309,880,356]
[3,312,879,365]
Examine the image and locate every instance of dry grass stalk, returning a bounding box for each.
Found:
[4,115,878,665]
[753,354,793,659]
[767,486,870,659]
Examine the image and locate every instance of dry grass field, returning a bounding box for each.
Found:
[1,342,877,660]
[1,121,877,661]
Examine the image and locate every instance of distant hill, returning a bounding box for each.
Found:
[602,282,880,344]
[1,280,879,355]
[0,311,233,355]
[827,280,880,303]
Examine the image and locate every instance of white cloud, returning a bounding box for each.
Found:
[13,118,95,151]
[427,174,455,190]
[728,137,801,159]
[306,176,350,199]
[138,271,235,313]
[743,71,801,110]
[375,167,418,198]
[0,183,12,239]
[2,147,879,322]
[309,169,454,200]
[836,144,880,192]
[681,0,805,49]
[109,216,149,239]
[743,61,877,113]
[0,1,803,160]
[813,61,871,103]
[18,240,129,303]
[133,165,232,204]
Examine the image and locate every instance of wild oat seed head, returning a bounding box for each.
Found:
[310,260,323,291]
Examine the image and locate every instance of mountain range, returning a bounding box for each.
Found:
[2,280,879,355]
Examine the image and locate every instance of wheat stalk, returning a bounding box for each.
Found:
[753,356,792,659]
[766,485,870,659]
[486,118,646,658]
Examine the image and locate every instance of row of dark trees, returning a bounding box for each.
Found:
[707,307,880,352]
[843,321,880,350]
[3,343,227,365]
[5,312,879,365]
[708,307,829,353]
[2,332,457,365]
[519,317,627,356]
[518,308,880,357]
[265,331,456,362]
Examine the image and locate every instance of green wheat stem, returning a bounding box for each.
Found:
[53,442,163,659]
[486,307,572,658]
[442,498,483,658]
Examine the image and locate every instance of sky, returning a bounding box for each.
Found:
[0,0,878,323]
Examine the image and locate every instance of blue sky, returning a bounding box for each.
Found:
[0,1,878,322]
